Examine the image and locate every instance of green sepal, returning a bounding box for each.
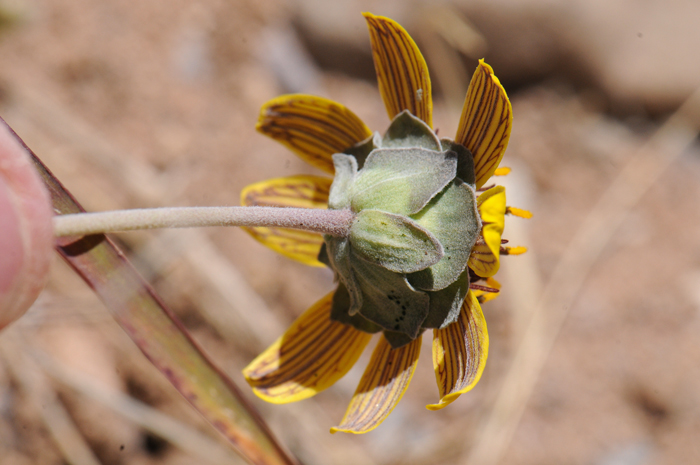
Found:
[383,330,418,349]
[330,282,382,333]
[382,110,440,151]
[408,180,481,291]
[328,154,357,210]
[343,132,381,170]
[349,209,443,274]
[325,236,363,315]
[350,257,429,339]
[421,269,470,329]
[441,138,476,187]
[321,107,483,345]
[351,147,457,215]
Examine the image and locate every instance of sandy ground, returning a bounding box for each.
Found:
[0,1,699,464]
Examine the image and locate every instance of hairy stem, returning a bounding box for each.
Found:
[53,206,355,238]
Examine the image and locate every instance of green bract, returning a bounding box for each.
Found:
[322,110,481,348]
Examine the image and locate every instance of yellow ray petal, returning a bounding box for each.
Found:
[363,12,433,127]
[257,94,372,174]
[241,175,331,267]
[243,292,372,404]
[506,206,533,219]
[428,290,488,410]
[503,246,527,255]
[472,277,501,303]
[331,335,421,434]
[468,186,506,277]
[455,60,512,188]
[494,166,511,176]
[241,175,331,208]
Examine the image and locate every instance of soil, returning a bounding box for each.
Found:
[0,1,698,464]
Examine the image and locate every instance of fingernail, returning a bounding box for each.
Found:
[0,174,24,295]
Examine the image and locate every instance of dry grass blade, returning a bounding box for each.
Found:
[423,6,488,60]
[30,346,244,465]
[415,20,469,119]
[0,118,299,465]
[465,88,700,465]
[0,329,102,465]
[133,228,285,347]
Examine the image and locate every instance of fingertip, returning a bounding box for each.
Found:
[0,174,24,295]
[0,123,53,328]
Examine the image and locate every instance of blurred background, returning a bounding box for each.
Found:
[1,0,699,464]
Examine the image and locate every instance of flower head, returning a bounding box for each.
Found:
[241,12,528,433]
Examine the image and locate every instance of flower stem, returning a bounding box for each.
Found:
[53,206,355,238]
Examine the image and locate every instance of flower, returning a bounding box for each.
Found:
[241,12,528,434]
